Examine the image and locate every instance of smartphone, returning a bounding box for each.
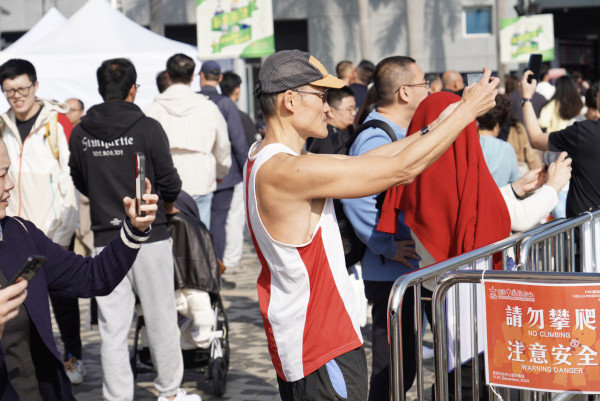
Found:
[135,152,146,217]
[526,54,543,84]
[466,73,483,85]
[7,255,46,286]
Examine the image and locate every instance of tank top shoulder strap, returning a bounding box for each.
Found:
[249,142,297,172]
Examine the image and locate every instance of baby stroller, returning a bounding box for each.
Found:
[130,191,230,396]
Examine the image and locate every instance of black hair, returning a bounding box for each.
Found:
[257,92,278,118]
[374,56,416,106]
[0,59,37,86]
[356,59,375,85]
[477,94,511,131]
[220,71,242,97]
[540,64,550,81]
[156,70,171,93]
[166,53,195,84]
[552,76,583,120]
[96,58,137,102]
[585,82,599,109]
[327,85,355,108]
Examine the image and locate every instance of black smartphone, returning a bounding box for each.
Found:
[135,152,146,217]
[526,54,543,84]
[7,255,46,286]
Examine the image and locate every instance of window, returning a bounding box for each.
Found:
[464,7,492,35]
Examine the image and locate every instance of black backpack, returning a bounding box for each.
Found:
[335,120,397,269]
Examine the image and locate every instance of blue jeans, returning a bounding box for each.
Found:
[193,193,214,229]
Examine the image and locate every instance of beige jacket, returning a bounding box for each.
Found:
[145,84,231,196]
[1,98,77,246]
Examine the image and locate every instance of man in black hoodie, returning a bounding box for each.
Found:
[68,59,199,401]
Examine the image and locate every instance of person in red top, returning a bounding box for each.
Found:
[378,91,511,264]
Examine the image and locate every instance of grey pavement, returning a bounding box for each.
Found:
[52,237,436,400]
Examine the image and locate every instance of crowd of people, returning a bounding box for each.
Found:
[0,46,597,401]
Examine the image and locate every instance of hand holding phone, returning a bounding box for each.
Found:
[7,255,46,286]
[135,152,146,217]
[526,54,542,84]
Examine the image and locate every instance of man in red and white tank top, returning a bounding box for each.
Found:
[244,49,500,401]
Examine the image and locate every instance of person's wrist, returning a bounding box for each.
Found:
[511,183,525,199]
[521,97,532,108]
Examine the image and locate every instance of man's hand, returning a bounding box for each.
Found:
[123,178,158,232]
[512,166,545,198]
[0,279,28,339]
[520,71,537,99]
[460,68,500,118]
[390,240,419,268]
[546,152,572,193]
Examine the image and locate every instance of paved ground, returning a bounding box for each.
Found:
[52,237,436,400]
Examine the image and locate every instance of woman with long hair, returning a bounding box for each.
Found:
[538,75,582,218]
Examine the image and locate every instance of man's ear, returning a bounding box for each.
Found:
[282,90,296,113]
[397,86,410,103]
[218,74,223,84]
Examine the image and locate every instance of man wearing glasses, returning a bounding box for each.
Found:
[0,58,84,384]
[246,50,498,400]
[340,55,432,401]
[305,85,358,154]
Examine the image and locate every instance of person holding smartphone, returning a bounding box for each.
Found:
[0,136,159,401]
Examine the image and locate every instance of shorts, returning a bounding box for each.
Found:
[277,346,368,401]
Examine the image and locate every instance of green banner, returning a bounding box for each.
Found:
[211,3,258,31]
[240,35,275,58]
[510,26,544,59]
[212,26,252,53]
[196,0,205,6]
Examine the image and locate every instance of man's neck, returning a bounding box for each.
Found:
[15,101,41,122]
[202,81,218,88]
[376,104,412,129]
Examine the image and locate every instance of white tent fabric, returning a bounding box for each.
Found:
[0,0,212,112]
[2,7,67,55]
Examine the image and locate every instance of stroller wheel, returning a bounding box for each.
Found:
[212,356,227,396]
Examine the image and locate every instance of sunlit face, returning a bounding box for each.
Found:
[293,85,331,138]
[0,140,14,220]
[327,96,357,130]
[1,74,38,119]
[409,64,430,104]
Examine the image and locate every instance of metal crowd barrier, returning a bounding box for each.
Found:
[388,209,600,401]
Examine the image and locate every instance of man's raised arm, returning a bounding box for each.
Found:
[278,68,500,201]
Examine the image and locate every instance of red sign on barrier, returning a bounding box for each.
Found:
[484,280,600,393]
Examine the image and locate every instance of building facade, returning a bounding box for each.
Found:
[0,0,598,79]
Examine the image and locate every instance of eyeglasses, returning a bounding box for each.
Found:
[395,80,431,93]
[292,89,328,104]
[332,106,359,114]
[2,83,35,98]
[135,84,141,89]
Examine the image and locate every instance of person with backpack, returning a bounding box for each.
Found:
[0,58,86,385]
[340,55,430,401]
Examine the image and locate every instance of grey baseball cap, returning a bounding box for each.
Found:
[254,50,345,97]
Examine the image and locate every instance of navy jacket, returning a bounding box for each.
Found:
[0,216,149,400]
[200,86,249,190]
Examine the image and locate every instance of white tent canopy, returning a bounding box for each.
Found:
[2,7,67,55]
[0,0,209,112]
